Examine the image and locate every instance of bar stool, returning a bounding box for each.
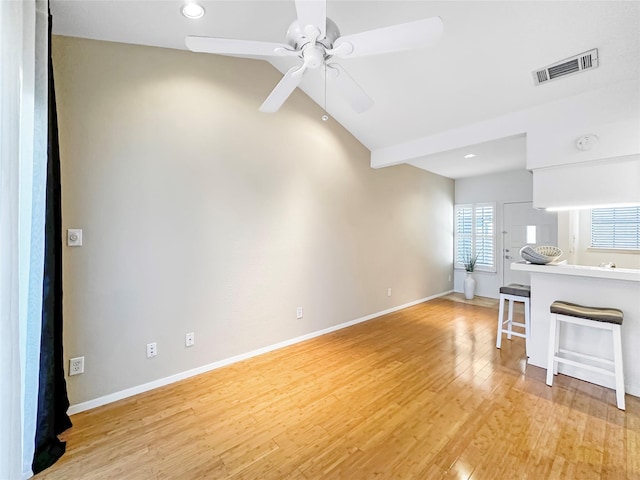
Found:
[546,300,625,410]
[496,284,531,354]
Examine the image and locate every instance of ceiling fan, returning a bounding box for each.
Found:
[185,0,443,113]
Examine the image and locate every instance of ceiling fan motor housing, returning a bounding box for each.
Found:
[286,18,340,51]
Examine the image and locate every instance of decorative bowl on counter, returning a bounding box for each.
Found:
[520,245,563,265]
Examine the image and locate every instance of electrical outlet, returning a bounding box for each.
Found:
[296,307,303,319]
[387,288,392,297]
[69,356,84,376]
[448,275,452,282]
[146,342,157,358]
[185,332,195,347]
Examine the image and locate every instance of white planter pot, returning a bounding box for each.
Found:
[463,272,476,299]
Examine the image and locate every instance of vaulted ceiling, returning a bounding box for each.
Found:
[50,1,640,178]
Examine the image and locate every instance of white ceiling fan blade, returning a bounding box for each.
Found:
[295,0,326,38]
[333,16,443,59]
[185,36,294,57]
[326,64,374,114]
[259,66,305,113]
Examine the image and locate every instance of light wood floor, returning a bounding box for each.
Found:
[37,296,639,479]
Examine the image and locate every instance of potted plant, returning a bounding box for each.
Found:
[462,251,479,299]
[462,251,479,273]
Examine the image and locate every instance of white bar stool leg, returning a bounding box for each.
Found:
[546,313,557,386]
[507,298,514,339]
[612,324,625,410]
[523,297,531,356]
[553,318,560,375]
[497,294,505,349]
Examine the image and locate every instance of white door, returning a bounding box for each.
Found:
[502,202,558,286]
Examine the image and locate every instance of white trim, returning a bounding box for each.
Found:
[587,248,640,254]
[68,291,453,415]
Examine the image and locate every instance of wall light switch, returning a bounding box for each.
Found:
[67,229,83,247]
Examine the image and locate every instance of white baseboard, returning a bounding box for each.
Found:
[68,290,453,415]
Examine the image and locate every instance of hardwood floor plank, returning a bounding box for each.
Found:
[36,296,639,479]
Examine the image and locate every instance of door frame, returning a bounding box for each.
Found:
[502,201,558,286]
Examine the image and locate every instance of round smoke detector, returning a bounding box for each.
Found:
[576,134,599,151]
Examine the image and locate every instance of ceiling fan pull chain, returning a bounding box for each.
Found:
[321,66,331,121]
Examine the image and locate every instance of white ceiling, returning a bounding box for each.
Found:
[50,0,640,179]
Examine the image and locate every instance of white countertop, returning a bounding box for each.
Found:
[512,262,640,282]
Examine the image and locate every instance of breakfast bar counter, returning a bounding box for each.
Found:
[511,262,640,397]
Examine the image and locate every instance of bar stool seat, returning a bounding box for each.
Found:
[546,300,625,410]
[496,284,531,354]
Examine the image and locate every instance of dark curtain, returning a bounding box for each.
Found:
[32,10,73,474]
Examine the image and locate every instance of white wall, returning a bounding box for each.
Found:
[533,154,640,209]
[454,169,533,298]
[52,36,454,407]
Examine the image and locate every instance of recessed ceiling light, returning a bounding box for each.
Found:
[181,2,205,19]
[464,154,476,159]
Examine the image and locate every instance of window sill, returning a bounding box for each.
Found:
[454,267,497,274]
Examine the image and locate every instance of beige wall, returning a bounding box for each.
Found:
[52,36,454,406]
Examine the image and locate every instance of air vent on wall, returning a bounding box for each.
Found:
[533,48,598,85]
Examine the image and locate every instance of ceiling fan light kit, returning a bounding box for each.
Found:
[184,0,443,113]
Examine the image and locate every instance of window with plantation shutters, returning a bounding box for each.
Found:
[591,206,640,250]
[455,205,473,268]
[454,203,496,272]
